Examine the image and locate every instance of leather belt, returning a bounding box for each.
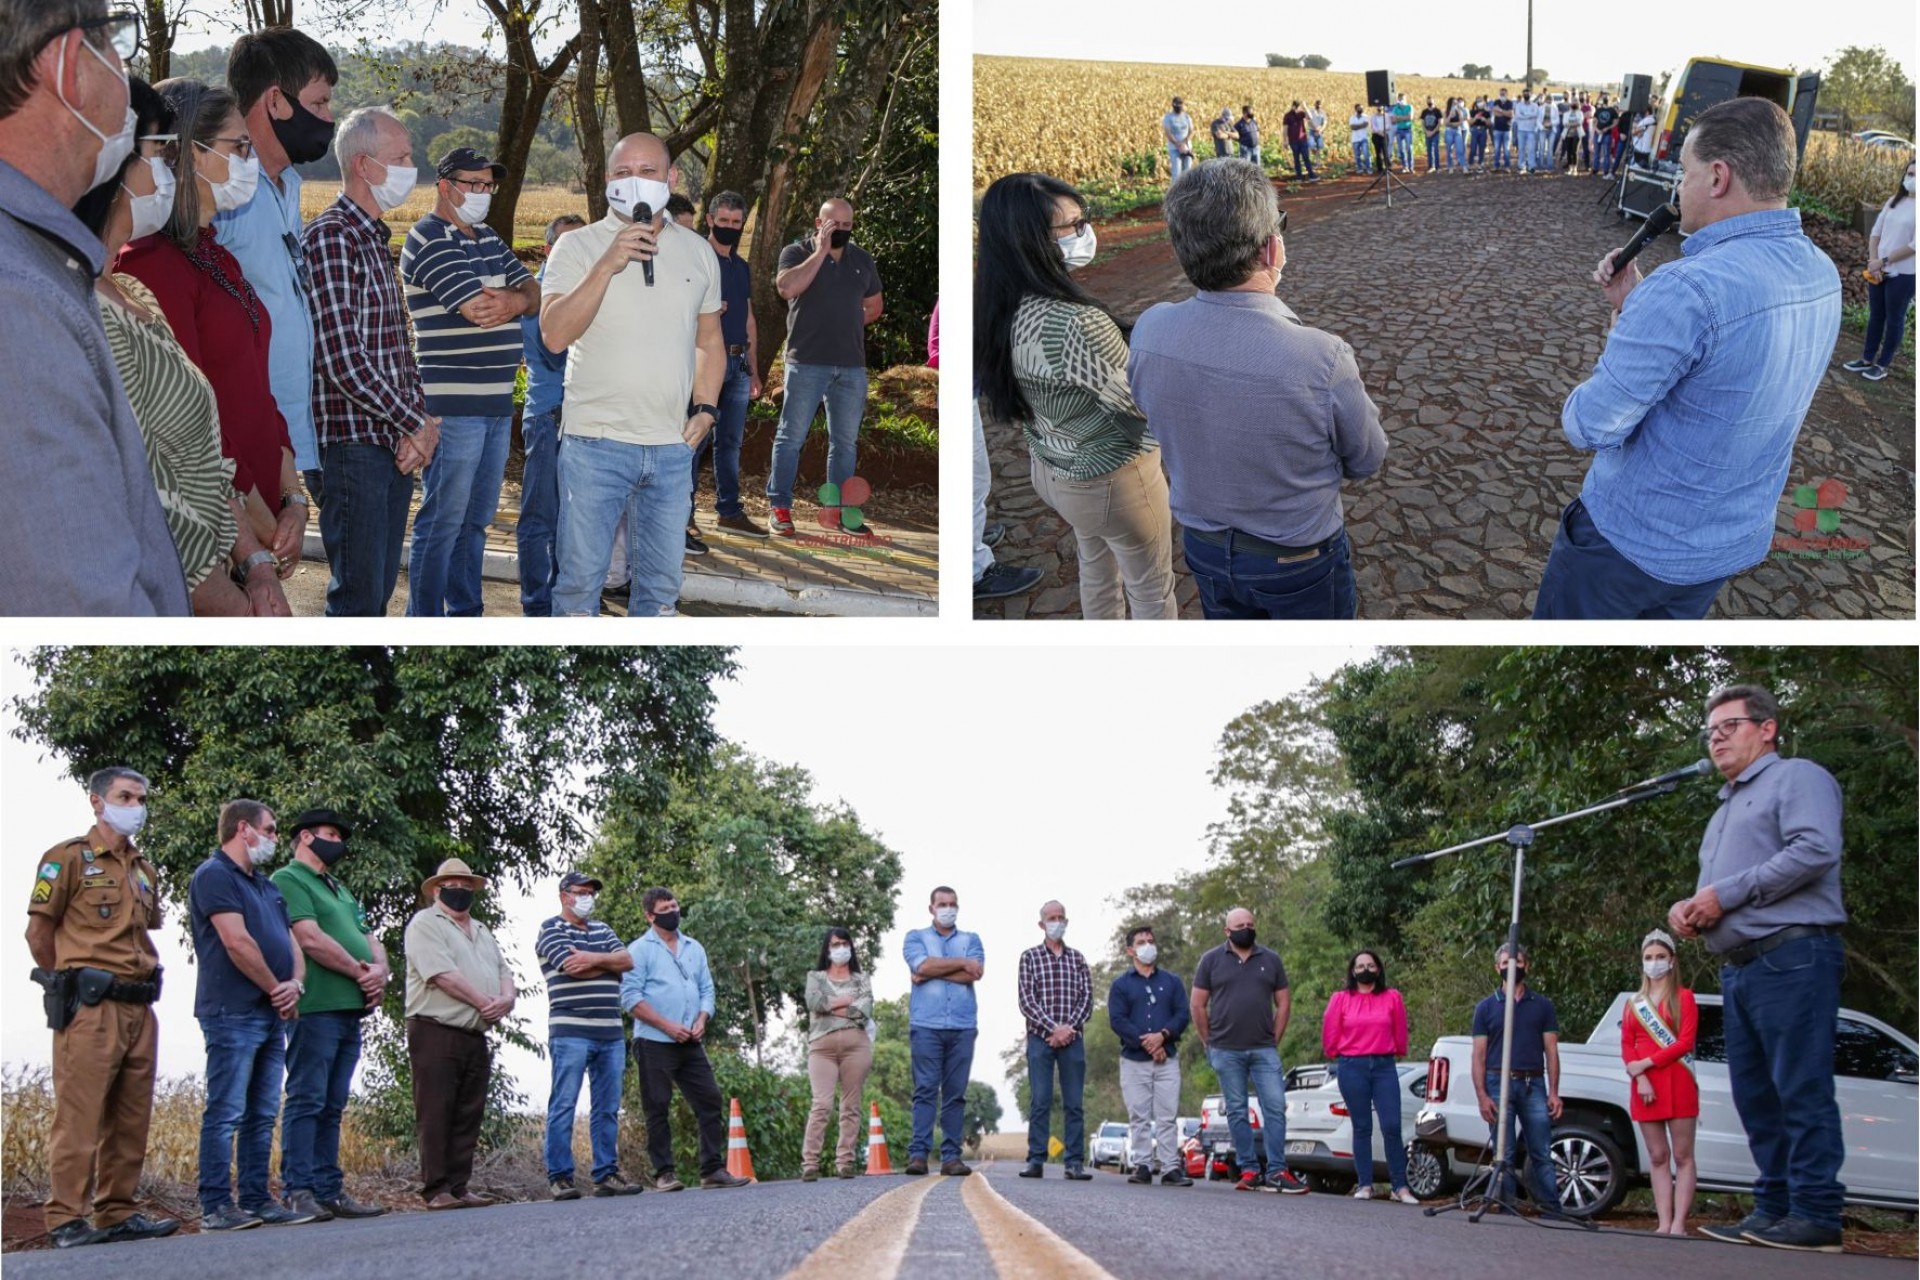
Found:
[1721,924,1837,968]
[1187,526,1336,564]
[726,344,749,355]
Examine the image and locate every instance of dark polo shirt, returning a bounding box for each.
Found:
[189,849,296,1018]
[1192,942,1289,1050]
[1471,985,1560,1073]
[777,235,880,368]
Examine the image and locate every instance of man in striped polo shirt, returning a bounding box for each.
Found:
[399,147,541,616]
[536,872,640,1199]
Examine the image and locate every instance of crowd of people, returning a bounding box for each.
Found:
[977,96,1858,620]
[1,10,885,617]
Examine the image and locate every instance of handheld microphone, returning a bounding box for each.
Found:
[634,203,655,286]
[1617,758,1713,793]
[1609,201,1679,276]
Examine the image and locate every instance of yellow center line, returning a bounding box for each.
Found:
[962,1168,1119,1280]
[781,1174,942,1280]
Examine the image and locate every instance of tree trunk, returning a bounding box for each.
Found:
[481,0,581,243]
[141,0,172,82]
[601,0,650,135]
[574,0,608,221]
[789,7,927,238]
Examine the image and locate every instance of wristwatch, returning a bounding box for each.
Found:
[232,549,277,584]
[280,491,310,511]
[689,403,720,421]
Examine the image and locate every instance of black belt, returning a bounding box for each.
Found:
[1504,1068,1545,1078]
[1721,924,1838,968]
[726,344,748,355]
[1187,526,1337,563]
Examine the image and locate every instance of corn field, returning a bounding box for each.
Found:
[1798,132,1913,225]
[974,56,1567,189]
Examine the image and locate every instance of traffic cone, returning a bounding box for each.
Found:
[726,1098,756,1182]
[865,1101,895,1175]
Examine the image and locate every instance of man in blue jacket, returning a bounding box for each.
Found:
[1108,926,1192,1185]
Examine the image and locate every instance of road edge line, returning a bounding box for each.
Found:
[780,1174,942,1280]
[961,1170,1119,1279]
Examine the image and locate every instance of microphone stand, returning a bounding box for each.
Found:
[1398,780,1686,1230]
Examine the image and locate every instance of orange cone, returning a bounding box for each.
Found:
[865,1101,896,1175]
[726,1098,756,1181]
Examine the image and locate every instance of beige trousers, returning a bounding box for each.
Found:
[804,1028,873,1170]
[1029,449,1178,620]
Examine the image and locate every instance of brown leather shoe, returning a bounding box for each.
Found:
[425,1193,464,1210]
[456,1191,490,1208]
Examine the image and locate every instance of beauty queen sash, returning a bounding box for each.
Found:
[1630,993,1694,1071]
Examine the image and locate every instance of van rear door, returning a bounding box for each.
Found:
[1790,72,1823,159]
[1668,60,1745,159]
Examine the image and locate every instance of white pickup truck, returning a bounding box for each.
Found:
[1411,992,1918,1218]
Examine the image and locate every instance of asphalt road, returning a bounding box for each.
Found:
[8,1164,1909,1280]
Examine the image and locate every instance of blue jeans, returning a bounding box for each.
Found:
[1492,131,1510,168]
[1470,127,1488,166]
[908,1026,976,1161]
[1722,933,1846,1230]
[1025,1034,1087,1164]
[1515,128,1537,169]
[1533,497,1726,619]
[1239,143,1260,163]
[1395,128,1414,170]
[1864,272,1915,369]
[281,1010,361,1200]
[1336,1055,1409,1190]
[319,441,414,617]
[691,355,752,519]
[1208,1045,1288,1172]
[1483,1071,1558,1207]
[545,1036,627,1184]
[1166,146,1193,180]
[517,407,561,615]
[1353,139,1371,174]
[1425,132,1440,170]
[554,435,695,616]
[1446,127,1465,169]
[767,361,866,510]
[1288,140,1314,179]
[1182,527,1357,620]
[198,1011,287,1214]
[406,413,511,616]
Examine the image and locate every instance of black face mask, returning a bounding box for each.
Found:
[271,94,336,166]
[1504,965,1528,983]
[438,886,475,912]
[711,225,743,248]
[828,228,850,249]
[1229,926,1256,949]
[1354,969,1379,983]
[652,909,681,933]
[310,836,348,867]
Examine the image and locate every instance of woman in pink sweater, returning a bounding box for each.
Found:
[1322,951,1418,1203]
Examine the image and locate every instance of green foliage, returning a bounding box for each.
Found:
[1461,65,1494,81]
[1788,186,1847,223]
[842,25,938,371]
[1301,55,1332,71]
[963,1080,1002,1146]
[1821,45,1918,135]
[1266,55,1301,69]
[1117,149,1161,181]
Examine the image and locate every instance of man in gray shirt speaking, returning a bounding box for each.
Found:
[1127,160,1385,619]
[1668,683,1847,1255]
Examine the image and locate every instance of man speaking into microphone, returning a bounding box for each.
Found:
[541,132,726,617]
[1533,99,1841,619]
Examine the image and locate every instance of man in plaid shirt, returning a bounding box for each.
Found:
[306,105,441,616]
[1017,900,1094,1181]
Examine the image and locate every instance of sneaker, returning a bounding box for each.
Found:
[1862,365,1889,381]
[593,1174,643,1197]
[903,1157,929,1176]
[982,522,1008,548]
[770,507,796,536]
[1063,1165,1093,1181]
[1841,358,1876,372]
[718,513,770,538]
[1268,1169,1310,1195]
[1235,1170,1265,1192]
[1392,1187,1421,1205]
[1128,1165,1155,1185]
[1352,1185,1375,1199]
[1160,1168,1193,1186]
[684,527,710,556]
[252,1199,320,1226]
[838,514,876,538]
[49,1219,106,1248]
[940,1159,974,1177]
[550,1178,581,1201]
[801,1168,820,1183]
[701,1170,752,1189]
[282,1189,334,1222]
[1018,1162,1044,1178]
[102,1212,180,1242]
[974,562,1043,600]
[838,1166,857,1179]
[1744,1216,1843,1253]
[201,1204,264,1231]
[318,1192,387,1218]
[651,1172,686,1193]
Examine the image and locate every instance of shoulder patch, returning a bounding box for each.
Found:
[39,862,61,881]
[32,879,52,904]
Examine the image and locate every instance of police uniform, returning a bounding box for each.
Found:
[28,833,164,1232]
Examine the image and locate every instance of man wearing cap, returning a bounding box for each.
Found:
[25,767,176,1249]
[537,872,639,1199]
[1671,685,1848,1253]
[399,147,540,617]
[190,799,313,1231]
[271,810,390,1222]
[404,858,515,1210]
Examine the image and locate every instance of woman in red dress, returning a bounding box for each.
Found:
[1622,928,1699,1235]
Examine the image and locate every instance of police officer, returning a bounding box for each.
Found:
[24,767,178,1249]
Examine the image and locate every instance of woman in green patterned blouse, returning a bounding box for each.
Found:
[802,927,875,1179]
[976,173,1177,619]
[71,78,289,616]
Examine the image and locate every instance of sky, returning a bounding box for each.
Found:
[1,645,1367,1122]
[971,0,1916,86]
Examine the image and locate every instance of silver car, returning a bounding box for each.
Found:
[1087,1120,1131,1171]
[1283,1062,1451,1196]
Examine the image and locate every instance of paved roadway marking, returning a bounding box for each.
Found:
[782,1175,940,1280]
[961,1168,1117,1280]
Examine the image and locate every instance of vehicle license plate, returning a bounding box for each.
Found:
[1287,1140,1316,1154]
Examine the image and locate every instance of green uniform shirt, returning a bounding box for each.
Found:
[271,860,374,1015]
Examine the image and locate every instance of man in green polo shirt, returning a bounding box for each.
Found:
[271,809,390,1221]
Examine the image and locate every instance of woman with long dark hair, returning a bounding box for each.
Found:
[1321,950,1417,1202]
[1846,157,1915,382]
[975,173,1176,619]
[802,926,874,1180]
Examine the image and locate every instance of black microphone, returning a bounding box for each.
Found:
[1617,758,1713,793]
[1609,201,1679,276]
[634,203,655,286]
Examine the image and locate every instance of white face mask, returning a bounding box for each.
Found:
[366,157,418,213]
[1057,224,1097,270]
[1643,958,1672,979]
[607,175,672,221]
[571,894,596,919]
[196,142,259,212]
[58,37,134,190]
[1134,943,1158,966]
[828,946,852,966]
[123,155,176,240]
[453,189,492,225]
[933,906,958,928]
[1044,920,1068,942]
[247,832,278,866]
[100,801,147,837]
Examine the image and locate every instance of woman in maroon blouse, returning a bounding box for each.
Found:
[118,79,306,573]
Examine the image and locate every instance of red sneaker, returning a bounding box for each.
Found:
[770,507,795,536]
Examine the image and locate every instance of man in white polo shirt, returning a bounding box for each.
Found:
[540,132,725,617]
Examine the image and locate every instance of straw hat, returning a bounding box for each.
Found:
[422,857,489,899]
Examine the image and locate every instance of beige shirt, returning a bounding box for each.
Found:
[404,901,510,1032]
[543,214,724,446]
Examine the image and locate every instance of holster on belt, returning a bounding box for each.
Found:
[31,967,77,1031]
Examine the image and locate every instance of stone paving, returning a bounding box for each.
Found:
[975,171,1915,620]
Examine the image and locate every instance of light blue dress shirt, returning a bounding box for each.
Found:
[215,166,318,470]
[620,928,716,1043]
[904,925,984,1030]
[1561,208,1841,585]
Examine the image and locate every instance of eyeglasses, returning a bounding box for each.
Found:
[282,231,313,294]
[76,9,143,59]
[139,133,179,164]
[447,177,497,194]
[1050,217,1090,236]
[1700,716,1765,742]
[200,136,255,160]
[1276,210,1290,234]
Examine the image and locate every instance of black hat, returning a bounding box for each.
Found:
[288,808,352,840]
[436,146,506,180]
[559,871,603,893]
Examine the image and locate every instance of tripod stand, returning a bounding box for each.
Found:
[1393,780,1686,1229]
[1354,148,1419,208]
